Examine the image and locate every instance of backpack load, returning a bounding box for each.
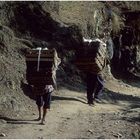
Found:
[26,48,61,86]
[75,39,106,74]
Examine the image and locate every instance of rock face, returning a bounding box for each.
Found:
[0,1,140,113]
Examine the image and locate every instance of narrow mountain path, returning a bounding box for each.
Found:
[0,79,140,139]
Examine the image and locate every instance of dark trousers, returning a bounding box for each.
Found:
[36,92,51,109]
[87,73,104,104]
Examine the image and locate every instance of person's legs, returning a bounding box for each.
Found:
[87,73,97,105]
[94,75,105,101]
[36,95,43,120]
[46,92,51,109]
[41,107,47,124]
[37,106,42,120]
[87,86,94,105]
[41,93,51,124]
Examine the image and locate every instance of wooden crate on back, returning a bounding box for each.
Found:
[75,40,106,74]
[26,48,57,86]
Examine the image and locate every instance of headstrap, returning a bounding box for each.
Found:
[37,48,42,71]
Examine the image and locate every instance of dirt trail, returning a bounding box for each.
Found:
[0,79,140,139]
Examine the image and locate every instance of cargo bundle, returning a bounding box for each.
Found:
[75,39,107,74]
[26,48,61,86]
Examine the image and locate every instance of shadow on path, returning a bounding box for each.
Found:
[52,95,87,104]
[102,89,140,124]
[7,121,39,125]
[0,116,40,125]
[102,89,140,104]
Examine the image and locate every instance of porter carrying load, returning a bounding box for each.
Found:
[26,47,61,87]
[75,38,107,74]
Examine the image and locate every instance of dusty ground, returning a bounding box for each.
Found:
[0,79,140,139]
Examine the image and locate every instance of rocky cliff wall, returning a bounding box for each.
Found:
[0,1,139,113]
